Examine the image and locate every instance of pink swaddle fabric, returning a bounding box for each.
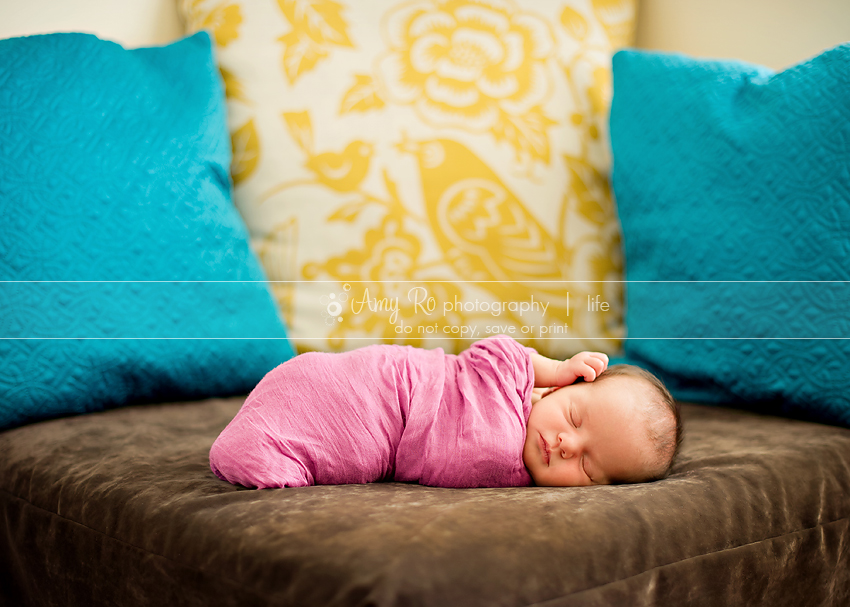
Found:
[210,335,534,488]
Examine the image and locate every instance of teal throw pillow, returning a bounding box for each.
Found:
[0,32,295,430]
[610,45,850,425]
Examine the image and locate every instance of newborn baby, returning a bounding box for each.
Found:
[210,335,681,489]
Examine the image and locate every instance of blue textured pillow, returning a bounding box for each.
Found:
[0,32,294,430]
[610,45,850,426]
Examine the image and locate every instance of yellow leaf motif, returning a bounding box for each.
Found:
[565,156,614,226]
[200,2,242,47]
[219,66,248,103]
[282,111,314,154]
[303,218,467,351]
[339,74,385,115]
[591,0,637,48]
[492,107,558,164]
[327,200,370,223]
[590,240,622,283]
[560,6,589,41]
[277,0,354,47]
[231,119,259,186]
[588,66,612,117]
[381,169,401,208]
[279,30,328,85]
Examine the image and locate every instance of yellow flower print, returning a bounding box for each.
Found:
[590,0,637,48]
[230,119,260,185]
[560,6,589,42]
[262,111,374,201]
[303,217,464,348]
[276,0,355,84]
[182,0,243,47]
[396,135,577,350]
[303,217,421,327]
[376,0,557,163]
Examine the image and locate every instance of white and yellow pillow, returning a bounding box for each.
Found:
[179,0,635,356]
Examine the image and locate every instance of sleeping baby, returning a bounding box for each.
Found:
[210,335,681,489]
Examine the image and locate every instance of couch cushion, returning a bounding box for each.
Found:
[1,397,848,606]
[0,32,294,430]
[609,45,850,425]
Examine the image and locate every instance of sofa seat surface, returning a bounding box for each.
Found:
[1,396,849,607]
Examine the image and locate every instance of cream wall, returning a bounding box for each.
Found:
[1,0,848,69]
[1,0,183,47]
[635,0,850,69]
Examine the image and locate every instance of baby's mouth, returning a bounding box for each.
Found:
[538,433,550,466]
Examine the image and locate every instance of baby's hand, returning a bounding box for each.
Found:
[555,351,609,385]
[531,351,609,388]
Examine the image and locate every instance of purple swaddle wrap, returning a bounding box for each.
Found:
[210,335,534,488]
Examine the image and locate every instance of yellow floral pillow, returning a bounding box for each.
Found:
[179,0,635,356]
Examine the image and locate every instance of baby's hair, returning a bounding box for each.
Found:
[593,365,683,481]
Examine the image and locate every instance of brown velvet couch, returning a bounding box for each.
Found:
[2,395,848,606]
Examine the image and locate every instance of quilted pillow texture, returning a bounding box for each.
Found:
[178,0,638,358]
[610,45,850,425]
[0,32,295,430]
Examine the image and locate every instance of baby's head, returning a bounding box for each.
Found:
[522,365,682,487]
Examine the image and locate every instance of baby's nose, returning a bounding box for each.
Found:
[557,433,577,459]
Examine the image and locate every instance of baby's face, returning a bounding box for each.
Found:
[522,376,655,486]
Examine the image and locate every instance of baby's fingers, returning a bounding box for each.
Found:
[582,362,602,381]
[587,352,609,375]
[573,352,608,381]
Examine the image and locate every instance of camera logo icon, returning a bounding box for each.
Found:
[320,284,350,326]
